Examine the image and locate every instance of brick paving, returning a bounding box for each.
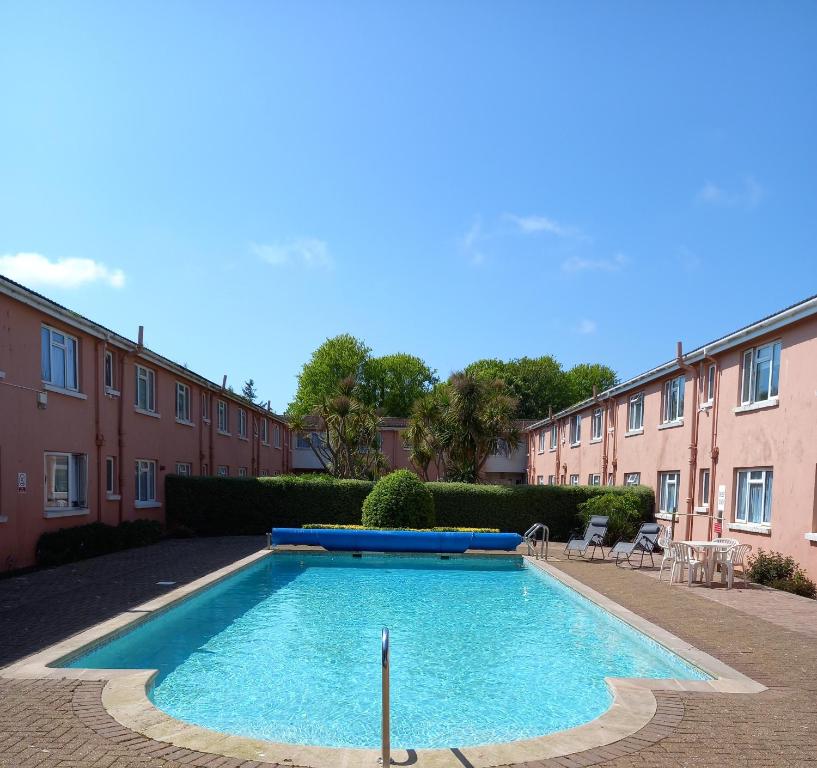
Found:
[1,540,816,767]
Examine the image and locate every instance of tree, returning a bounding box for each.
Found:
[565,363,618,405]
[289,376,388,479]
[404,385,450,480]
[289,335,370,417]
[241,379,258,403]
[360,353,437,417]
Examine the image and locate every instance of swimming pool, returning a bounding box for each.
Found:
[63,553,708,749]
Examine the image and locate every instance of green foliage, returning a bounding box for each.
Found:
[749,549,816,598]
[362,470,435,529]
[577,492,644,545]
[564,363,619,406]
[303,524,499,532]
[36,519,162,567]
[241,378,258,403]
[360,353,438,417]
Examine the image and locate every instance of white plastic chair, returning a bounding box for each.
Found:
[710,538,739,584]
[723,543,752,589]
[657,525,675,581]
[670,542,704,586]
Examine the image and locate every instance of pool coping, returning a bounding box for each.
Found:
[0,549,766,768]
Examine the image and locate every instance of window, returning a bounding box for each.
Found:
[41,325,78,391]
[238,467,248,477]
[547,475,555,485]
[628,393,644,432]
[699,468,710,508]
[45,453,87,509]
[569,474,580,486]
[217,400,229,433]
[589,473,601,485]
[176,462,192,476]
[273,424,281,449]
[662,376,685,424]
[538,432,546,453]
[238,409,247,438]
[607,473,614,486]
[624,472,641,486]
[201,392,210,422]
[104,350,116,391]
[536,475,544,485]
[260,469,269,476]
[569,415,581,445]
[741,342,781,405]
[736,469,773,526]
[176,383,191,422]
[658,471,681,514]
[135,459,157,503]
[202,463,209,476]
[705,364,715,403]
[217,465,229,477]
[106,456,117,495]
[135,365,156,412]
[296,433,311,449]
[260,418,269,444]
[591,408,603,441]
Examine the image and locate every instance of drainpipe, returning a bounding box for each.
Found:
[702,348,720,539]
[676,341,699,540]
[117,350,128,525]
[94,340,103,523]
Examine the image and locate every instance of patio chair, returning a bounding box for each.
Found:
[564,516,609,560]
[657,525,675,581]
[723,543,752,589]
[610,523,662,569]
[669,542,705,586]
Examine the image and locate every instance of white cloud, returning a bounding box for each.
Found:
[0,252,126,289]
[562,252,629,273]
[504,213,582,239]
[696,176,764,209]
[576,318,597,335]
[251,238,332,269]
[460,219,486,266]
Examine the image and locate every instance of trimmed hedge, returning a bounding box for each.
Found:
[362,470,435,529]
[166,474,654,542]
[36,519,163,567]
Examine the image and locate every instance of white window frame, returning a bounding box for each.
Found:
[589,473,601,486]
[591,408,603,441]
[175,382,191,423]
[238,409,248,439]
[607,473,614,486]
[537,432,545,453]
[41,325,79,392]
[176,462,192,476]
[735,468,773,526]
[569,474,580,486]
[106,456,117,496]
[569,415,581,446]
[201,392,210,422]
[135,459,157,504]
[135,364,156,413]
[705,364,715,404]
[658,471,681,514]
[624,472,641,486]
[217,400,229,433]
[628,392,644,432]
[547,475,555,485]
[273,424,282,449]
[216,465,229,477]
[662,376,685,424]
[536,475,544,485]
[104,349,117,392]
[238,467,248,477]
[260,418,269,445]
[44,452,88,511]
[741,341,781,406]
[699,468,710,509]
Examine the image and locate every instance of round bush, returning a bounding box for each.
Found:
[361,470,435,529]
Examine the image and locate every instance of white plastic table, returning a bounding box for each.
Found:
[679,540,732,587]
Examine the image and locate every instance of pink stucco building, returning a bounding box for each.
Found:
[0,276,290,570]
[526,294,817,579]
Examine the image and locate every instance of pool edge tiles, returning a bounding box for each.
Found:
[1,550,767,768]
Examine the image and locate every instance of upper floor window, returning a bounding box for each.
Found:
[135,459,157,502]
[662,376,685,424]
[736,468,773,526]
[176,383,191,422]
[201,392,210,421]
[104,350,117,391]
[260,418,269,444]
[273,424,282,449]
[741,341,781,406]
[238,409,247,438]
[658,471,680,514]
[296,432,311,449]
[41,325,78,391]
[44,452,87,510]
[537,432,546,453]
[549,424,558,450]
[705,364,716,403]
[569,414,581,445]
[591,408,603,441]
[217,400,229,433]
[135,364,156,412]
[624,472,641,486]
[628,393,644,432]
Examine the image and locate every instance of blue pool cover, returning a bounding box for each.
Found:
[270,528,522,553]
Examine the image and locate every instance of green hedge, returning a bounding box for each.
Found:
[166,474,654,541]
[36,519,163,567]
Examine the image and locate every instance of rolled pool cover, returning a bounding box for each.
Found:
[270,528,522,553]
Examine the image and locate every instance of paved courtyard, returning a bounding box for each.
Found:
[1,538,816,768]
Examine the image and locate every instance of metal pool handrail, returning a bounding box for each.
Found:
[381,627,390,766]
[524,523,549,560]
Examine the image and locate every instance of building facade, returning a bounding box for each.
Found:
[0,277,290,571]
[527,296,817,579]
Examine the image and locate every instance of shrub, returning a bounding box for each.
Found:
[362,470,435,529]
[36,519,163,567]
[747,549,798,584]
[577,492,643,545]
[769,572,817,599]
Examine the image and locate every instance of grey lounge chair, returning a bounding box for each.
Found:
[564,516,609,560]
[610,522,662,568]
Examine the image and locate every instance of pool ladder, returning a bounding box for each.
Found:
[524,523,549,560]
[380,627,391,765]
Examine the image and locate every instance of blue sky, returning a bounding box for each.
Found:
[1,1,815,412]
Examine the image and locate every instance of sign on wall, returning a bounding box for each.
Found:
[717,484,726,513]
[17,472,27,493]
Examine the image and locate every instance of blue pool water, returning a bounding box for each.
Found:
[64,554,707,748]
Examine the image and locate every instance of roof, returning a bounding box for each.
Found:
[0,274,287,423]
[525,291,817,432]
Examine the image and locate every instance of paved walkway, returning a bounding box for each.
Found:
[1,540,816,768]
